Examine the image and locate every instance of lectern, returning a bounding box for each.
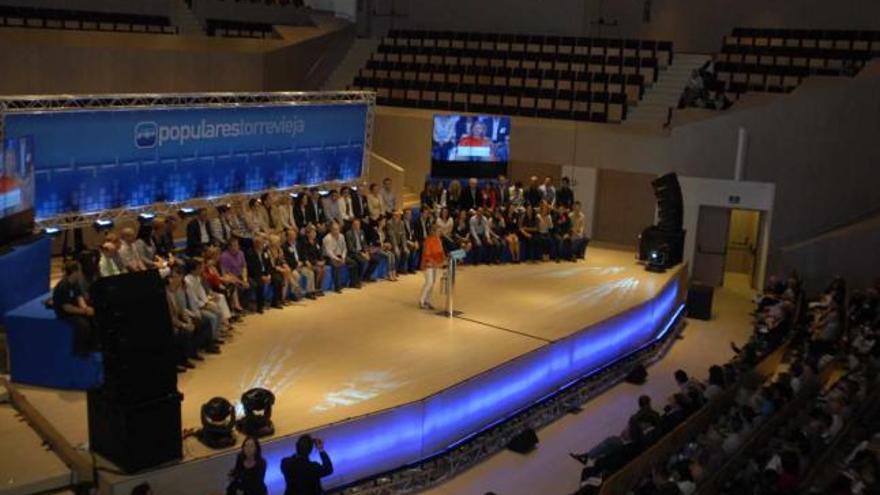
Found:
[439,249,467,318]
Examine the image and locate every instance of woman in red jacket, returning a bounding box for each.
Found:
[419,223,446,310]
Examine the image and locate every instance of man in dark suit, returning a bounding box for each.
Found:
[350,186,368,220]
[524,176,543,208]
[496,174,511,206]
[244,236,283,312]
[556,176,575,209]
[459,177,482,211]
[185,208,212,257]
[306,188,326,227]
[344,218,378,282]
[280,435,333,495]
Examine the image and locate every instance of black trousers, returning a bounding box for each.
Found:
[353,251,379,281]
[249,275,284,309]
[62,315,95,357]
[328,257,361,290]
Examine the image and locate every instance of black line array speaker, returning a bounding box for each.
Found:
[639,173,686,268]
[651,172,684,233]
[88,270,182,472]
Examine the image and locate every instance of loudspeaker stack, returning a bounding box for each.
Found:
[88,270,183,473]
[639,172,686,267]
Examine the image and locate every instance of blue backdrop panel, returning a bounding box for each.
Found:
[3,103,368,219]
[0,236,51,316]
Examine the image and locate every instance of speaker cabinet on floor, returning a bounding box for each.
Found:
[87,389,183,473]
[687,283,714,320]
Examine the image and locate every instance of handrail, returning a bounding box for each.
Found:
[369,151,405,173]
[1,377,94,485]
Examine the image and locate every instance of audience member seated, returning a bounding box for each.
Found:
[568,275,803,493]
[246,235,284,311]
[165,270,214,372]
[282,227,319,299]
[369,216,399,282]
[186,208,213,257]
[323,222,361,292]
[52,261,96,356]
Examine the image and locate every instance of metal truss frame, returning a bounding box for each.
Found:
[0,91,377,231]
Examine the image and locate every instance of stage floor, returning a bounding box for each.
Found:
[6,246,683,492]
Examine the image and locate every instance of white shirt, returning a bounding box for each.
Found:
[380,188,396,213]
[199,221,210,243]
[322,233,347,262]
[339,197,353,221]
[184,274,209,311]
[118,240,144,270]
[436,217,454,237]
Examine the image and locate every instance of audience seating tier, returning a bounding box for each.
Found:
[356,62,644,103]
[0,5,176,35]
[384,29,674,67]
[726,28,880,51]
[353,77,628,122]
[206,19,277,39]
[373,44,660,82]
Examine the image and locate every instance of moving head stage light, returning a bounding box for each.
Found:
[237,388,276,438]
[199,397,237,449]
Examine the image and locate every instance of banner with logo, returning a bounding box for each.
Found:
[2,103,368,219]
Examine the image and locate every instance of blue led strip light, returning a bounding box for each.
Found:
[252,276,685,489]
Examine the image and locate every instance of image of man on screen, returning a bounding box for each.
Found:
[432,115,459,161]
[454,121,496,162]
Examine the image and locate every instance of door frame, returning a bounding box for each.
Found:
[678,177,775,289]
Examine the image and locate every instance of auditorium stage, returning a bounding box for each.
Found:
[7,246,686,495]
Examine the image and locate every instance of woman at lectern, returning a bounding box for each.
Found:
[419,223,446,310]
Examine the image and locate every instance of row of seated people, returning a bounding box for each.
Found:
[53,175,588,372]
[816,424,880,495]
[612,277,861,495]
[716,279,880,495]
[568,274,804,494]
[383,29,674,66]
[0,5,175,34]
